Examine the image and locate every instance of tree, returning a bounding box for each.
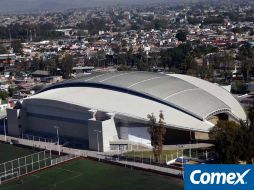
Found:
[209,115,254,164]
[209,120,242,163]
[231,81,248,94]
[8,86,17,98]
[203,16,224,25]
[221,52,234,82]
[152,19,168,30]
[117,64,130,71]
[32,85,44,93]
[237,44,254,82]
[147,111,166,162]
[47,57,57,75]
[0,44,7,54]
[176,30,187,42]
[0,90,9,100]
[61,54,74,79]
[11,41,23,54]
[137,60,149,71]
[240,107,254,163]
[248,106,254,127]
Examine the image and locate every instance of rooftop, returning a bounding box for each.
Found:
[40,72,246,121]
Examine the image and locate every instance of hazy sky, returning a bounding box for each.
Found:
[0,0,162,13]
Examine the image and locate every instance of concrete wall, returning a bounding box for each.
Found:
[19,109,28,132]
[17,98,211,151]
[195,131,209,140]
[21,100,91,141]
[118,126,128,140]
[115,119,129,140]
[101,118,118,151]
[128,126,151,146]
[25,104,91,122]
[7,109,21,137]
[115,119,151,146]
[27,116,88,140]
[88,119,103,151]
[88,117,119,152]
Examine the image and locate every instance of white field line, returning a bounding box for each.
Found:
[56,168,82,175]
[36,167,82,190]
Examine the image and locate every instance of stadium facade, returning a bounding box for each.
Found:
[7,72,246,151]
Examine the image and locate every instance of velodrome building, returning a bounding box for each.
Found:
[7,72,246,151]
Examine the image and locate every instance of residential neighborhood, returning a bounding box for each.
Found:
[0,1,254,189]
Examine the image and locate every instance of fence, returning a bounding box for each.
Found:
[0,150,82,185]
[0,150,52,184]
[21,134,56,144]
[102,148,213,169]
[50,152,80,166]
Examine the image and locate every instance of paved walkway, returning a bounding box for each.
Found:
[163,143,213,150]
[110,158,182,176]
[0,135,184,177]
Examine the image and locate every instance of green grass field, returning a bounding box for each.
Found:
[0,143,58,180]
[0,143,36,163]
[0,159,184,190]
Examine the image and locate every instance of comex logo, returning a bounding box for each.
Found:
[190,169,251,185]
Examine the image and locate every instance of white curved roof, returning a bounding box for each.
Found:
[26,87,214,132]
[28,72,246,132]
[169,74,246,120]
[41,72,246,120]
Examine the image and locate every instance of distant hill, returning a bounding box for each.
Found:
[0,0,246,14]
[0,0,154,13]
[0,0,90,13]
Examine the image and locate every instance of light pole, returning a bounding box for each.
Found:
[189,129,192,158]
[182,148,184,168]
[94,129,101,161]
[54,126,60,156]
[177,144,185,178]
[141,136,144,164]
[182,148,184,179]
[3,117,7,142]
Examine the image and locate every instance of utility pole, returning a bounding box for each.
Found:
[189,129,192,158]
[34,29,37,40]
[177,144,185,178]
[9,29,12,44]
[94,129,102,161]
[30,30,32,42]
[26,29,29,42]
[3,117,7,142]
[54,126,60,156]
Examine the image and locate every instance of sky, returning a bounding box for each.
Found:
[0,0,163,13]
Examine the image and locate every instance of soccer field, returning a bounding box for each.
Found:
[0,159,184,190]
[0,143,54,185]
[0,143,36,163]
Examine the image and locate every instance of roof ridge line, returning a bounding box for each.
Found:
[85,73,109,82]
[127,76,168,88]
[163,88,200,100]
[99,72,130,82]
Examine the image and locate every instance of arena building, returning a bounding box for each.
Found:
[7,72,246,151]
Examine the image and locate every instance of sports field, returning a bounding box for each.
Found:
[0,143,54,183]
[0,143,36,163]
[0,159,184,190]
